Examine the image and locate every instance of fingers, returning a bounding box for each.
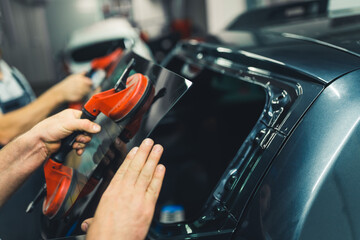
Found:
[66,118,101,135]
[70,109,82,119]
[63,74,93,101]
[80,119,101,134]
[76,148,84,155]
[73,142,85,149]
[82,78,93,88]
[105,148,115,160]
[146,164,166,203]
[58,109,101,154]
[76,134,92,144]
[73,141,87,155]
[81,218,93,232]
[59,109,100,138]
[77,73,93,86]
[122,138,154,185]
[114,137,126,152]
[135,144,163,191]
[104,138,165,202]
[74,72,92,82]
[110,146,138,185]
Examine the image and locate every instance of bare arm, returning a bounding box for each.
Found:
[0,109,101,207]
[0,73,92,145]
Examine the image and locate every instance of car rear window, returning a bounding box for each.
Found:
[150,57,266,222]
[70,39,127,62]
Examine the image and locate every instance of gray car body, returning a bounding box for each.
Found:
[148,12,360,240]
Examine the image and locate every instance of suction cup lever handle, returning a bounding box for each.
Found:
[50,110,96,164]
[26,183,47,213]
[115,58,135,92]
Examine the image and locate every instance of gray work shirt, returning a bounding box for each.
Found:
[0,60,36,114]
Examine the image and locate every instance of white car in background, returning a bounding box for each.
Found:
[63,17,153,73]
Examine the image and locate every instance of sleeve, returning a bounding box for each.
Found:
[11,67,36,101]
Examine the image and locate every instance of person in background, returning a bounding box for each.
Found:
[0,109,165,240]
[0,53,93,146]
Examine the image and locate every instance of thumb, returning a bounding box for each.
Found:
[72,119,101,134]
[81,218,93,232]
[60,109,100,135]
[63,117,101,135]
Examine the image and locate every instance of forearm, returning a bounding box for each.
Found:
[0,86,64,145]
[0,131,48,207]
[0,109,101,208]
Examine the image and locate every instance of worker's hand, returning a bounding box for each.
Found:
[53,72,93,102]
[85,138,166,240]
[73,133,94,155]
[28,109,101,157]
[81,137,127,232]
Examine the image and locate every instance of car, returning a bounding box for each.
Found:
[147,3,360,240]
[42,2,360,239]
[62,17,153,74]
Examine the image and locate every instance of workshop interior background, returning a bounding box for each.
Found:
[0,0,360,239]
[1,0,352,95]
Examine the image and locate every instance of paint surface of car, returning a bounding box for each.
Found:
[145,6,360,240]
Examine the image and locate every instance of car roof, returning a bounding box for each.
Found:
[177,31,360,85]
[208,6,360,84]
[256,13,360,58]
[188,10,360,85]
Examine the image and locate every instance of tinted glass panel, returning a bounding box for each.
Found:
[150,57,266,222]
[41,52,192,238]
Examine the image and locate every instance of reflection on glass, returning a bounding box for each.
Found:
[42,51,192,238]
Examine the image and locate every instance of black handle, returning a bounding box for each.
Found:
[85,68,95,78]
[50,109,96,163]
[114,58,135,92]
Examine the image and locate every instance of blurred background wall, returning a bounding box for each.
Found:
[0,0,246,94]
[0,0,105,92]
[46,0,103,62]
[1,0,54,89]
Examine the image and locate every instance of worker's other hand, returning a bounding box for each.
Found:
[73,133,95,155]
[85,139,165,240]
[29,109,101,156]
[54,72,92,102]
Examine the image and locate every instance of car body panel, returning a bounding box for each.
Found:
[259,14,360,59]
[147,10,360,239]
[232,69,360,240]
[206,30,360,84]
[146,37,325,238]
